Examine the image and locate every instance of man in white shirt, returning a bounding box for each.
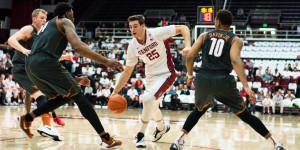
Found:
[100,75,110,86]
[127,84,138,100]
[111,15,191,148]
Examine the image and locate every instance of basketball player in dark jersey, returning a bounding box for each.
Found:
[16,3,123,148]
[170,10,285,150]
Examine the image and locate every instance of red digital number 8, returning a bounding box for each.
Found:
[204,13,211,22]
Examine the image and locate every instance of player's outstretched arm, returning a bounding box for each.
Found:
[185,32,205,86]
[174,25,191,49]
[61,18,123,72]
[111,66,135,96]
[230,37,255,101]
[7,26,33,56]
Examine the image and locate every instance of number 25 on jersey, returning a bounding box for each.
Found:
[146,49,160,61]
[208,38,224,57]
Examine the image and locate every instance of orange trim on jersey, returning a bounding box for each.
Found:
[56,16,66,35]
[218,28,230,31]
[49,94,60,100]
[30,90,40,96]
[70,93,78,97]
[202,32,207,44]
[195,103,211,112]
[231,36,238,47]
[235,106,246,115]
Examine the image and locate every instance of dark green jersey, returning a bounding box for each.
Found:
[12,25,37,64]
[200,29,237,72]
[30,17,67,59]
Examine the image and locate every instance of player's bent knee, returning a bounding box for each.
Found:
[236,110,251,123]
[142,93,156,104]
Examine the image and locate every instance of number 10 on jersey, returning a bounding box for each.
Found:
[208,38,224,57]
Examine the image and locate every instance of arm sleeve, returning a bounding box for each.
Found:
[126,44,138,66]
[153,25,176,41]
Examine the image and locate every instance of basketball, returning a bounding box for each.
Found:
[108,94,127,114]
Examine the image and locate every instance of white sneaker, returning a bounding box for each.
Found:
[170,139,184,150]
[152,125,170,142]
[37,125,64,141]
[275,143,286,150]
[136,132,146,148]
[37,124,47,137]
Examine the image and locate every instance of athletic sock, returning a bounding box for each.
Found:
[156,120,164,131]
[52,111,57,118]
[269,136,280,146]
[100,133,110,141]
[139,120,148,133]
[41,114,51,126]
[175,131,186,142]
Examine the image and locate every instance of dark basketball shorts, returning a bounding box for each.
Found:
[25,53,81,100]
[193,69,246,115]
[12,63,38,95]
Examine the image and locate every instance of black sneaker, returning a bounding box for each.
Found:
[152,125,170,142]
[136,132,146,148]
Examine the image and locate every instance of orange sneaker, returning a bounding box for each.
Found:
[16,115,33,139]
[100,133,122,149]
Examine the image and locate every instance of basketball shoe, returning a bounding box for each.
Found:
[275,143,286,150]
[100,133,122,149]
[16,115,34,139]
[135,132,146,148]
[37,125,64,141]
[53,117,65,126]
[152,124,170,142]
[170,139,184,150]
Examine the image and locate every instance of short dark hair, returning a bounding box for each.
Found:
[128,15,145,25]
[216,10,233,26]
[54,2,72,18]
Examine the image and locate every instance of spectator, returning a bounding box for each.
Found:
[180,85,190,95]
[84,85,94,104]
[274,82,283,92]
[179,13,186,22]
[169,94,182,110]
[160,16,168,27]
[177,39,185,50]
[3,74,18,105]
[167,86,177,95]
[135,77,143,87]
[281,66,291,78]
[256,90,265,105]
[245,95,256,114]
[127,84,138,101]
[272,91,284,114]
[171,13,180,23]
[236,7,244,20]
[137,84,145,95]
[263,94,272,114]
[106,35,115,43]
[0,76,4,105]
[108,50,116,59]
[287,64,293,72]
[83,64,94,77]
[291,67,300,79]
[100,75,110,86]
[131,95,140,108]
[295,62,300,71]
[261,70,273,83]
[277,24,285,39]
[273,68,281,78]
[100,23,108,36]
[285,90,295,101]
[96,85,107,106]
[102,85,111,103]
[289,24,297,39]
[245,58,253,70]
[256,66,262,77]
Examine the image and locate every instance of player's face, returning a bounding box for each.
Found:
[129,21,144,39]
[34,12,47,28]
[66,10,75,23]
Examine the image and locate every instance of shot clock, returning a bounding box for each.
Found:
[197,6,214,24]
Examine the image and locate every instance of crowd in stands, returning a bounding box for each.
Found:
[1,35,300,115]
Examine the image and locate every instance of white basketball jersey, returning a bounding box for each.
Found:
[126,25,176,76]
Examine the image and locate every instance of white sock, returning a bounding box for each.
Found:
[140,121,148,133]
[156,120,164,131]
[268,136,280,146]
[175,131,186,142]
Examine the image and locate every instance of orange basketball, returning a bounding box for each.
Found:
[108,94,127,114]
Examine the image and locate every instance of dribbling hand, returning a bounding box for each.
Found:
[76,76,90,86]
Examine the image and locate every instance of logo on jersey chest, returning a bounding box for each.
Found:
[138,42,158,55]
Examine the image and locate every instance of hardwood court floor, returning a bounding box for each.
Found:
[0,106,299,150]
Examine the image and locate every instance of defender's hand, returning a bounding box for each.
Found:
[106,59,124,72]
[75,76,90,86]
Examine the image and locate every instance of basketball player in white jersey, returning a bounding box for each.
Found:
[112,15,191,148]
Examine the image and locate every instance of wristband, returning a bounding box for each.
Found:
[187,75,193,79]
